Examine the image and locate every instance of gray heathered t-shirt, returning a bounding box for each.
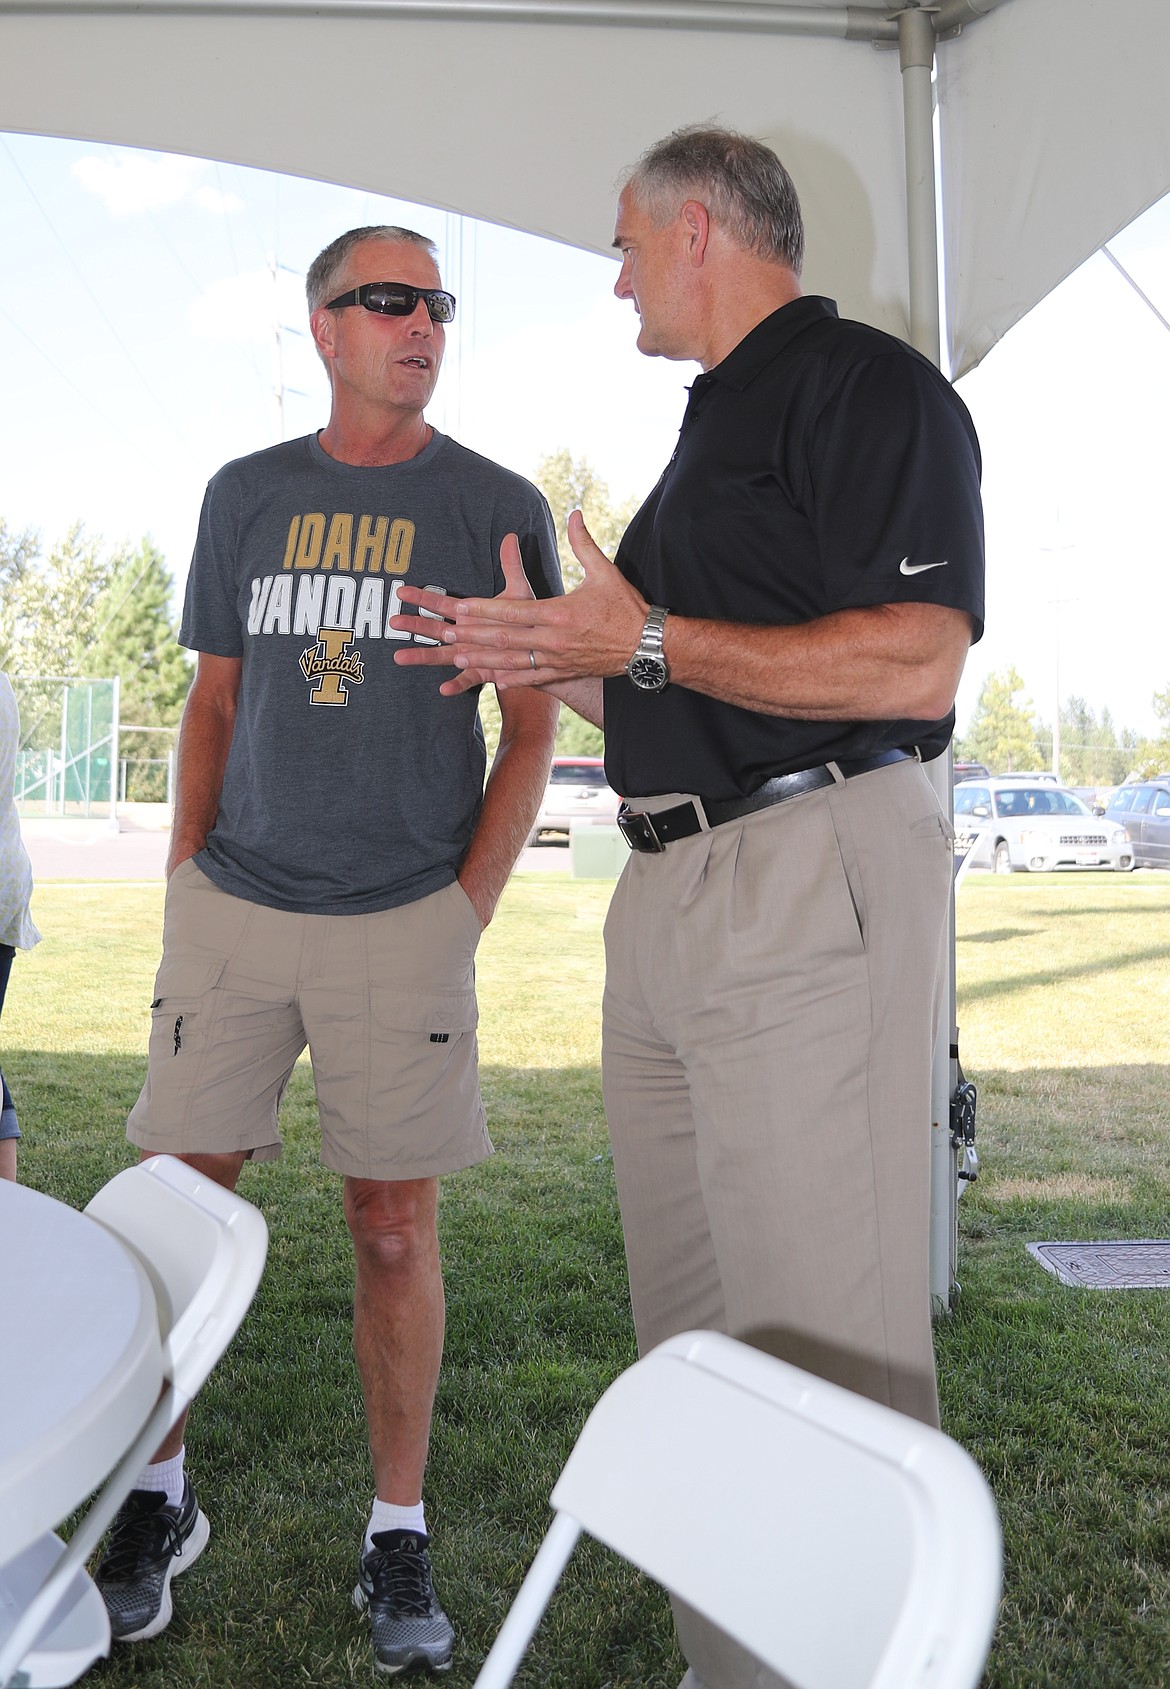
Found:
[180,430,560,915]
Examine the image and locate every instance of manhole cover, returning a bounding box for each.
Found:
[1028,1241,1170,1288]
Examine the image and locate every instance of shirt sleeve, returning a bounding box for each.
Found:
[178,469,246,657]
[808,348,985,640]
[492,485,563,602]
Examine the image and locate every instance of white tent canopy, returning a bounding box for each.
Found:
[2,0,1169,378]
[937,0,1170,373]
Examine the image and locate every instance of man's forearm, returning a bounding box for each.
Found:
[551,678,604,729]
[661,602,974,722]
[470,604,970,723]
[167,687,237,875]
[457,692,558,926]
[393,555,972,726]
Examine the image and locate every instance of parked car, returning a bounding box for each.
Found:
[953,779,1135,873]
[1104,779,1170,868]
[528,756,621,844]
[1068,786,1114,816]
[952,760,990,784]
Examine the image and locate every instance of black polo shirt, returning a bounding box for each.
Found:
[603,295,985,801]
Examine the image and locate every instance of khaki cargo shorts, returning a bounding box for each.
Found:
[127,860,491,1181]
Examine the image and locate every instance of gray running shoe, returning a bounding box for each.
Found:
[95,1478,210,1641]
[353,1529,454,1676]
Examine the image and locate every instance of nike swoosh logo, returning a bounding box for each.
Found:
[900,558,948,575]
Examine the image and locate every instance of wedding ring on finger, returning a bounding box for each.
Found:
[528,650,537,670]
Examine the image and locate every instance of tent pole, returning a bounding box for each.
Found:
[0,0,898,33]
[898,3,958,1317]
[898,4,940,365]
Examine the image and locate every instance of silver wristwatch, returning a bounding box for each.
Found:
[626,605,670,692]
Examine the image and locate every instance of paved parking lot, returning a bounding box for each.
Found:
[20,811,573,881]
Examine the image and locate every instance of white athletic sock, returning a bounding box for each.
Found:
[365,1497,427,1551]
[136,1448,186,1510]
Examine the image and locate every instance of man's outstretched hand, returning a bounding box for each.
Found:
[391,512,646,693]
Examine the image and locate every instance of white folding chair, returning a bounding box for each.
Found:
[0,1538,109,1689]
[0,1156,268,1689]
[474,1330,1002,1689]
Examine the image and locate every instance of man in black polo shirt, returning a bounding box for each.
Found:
[395,125,983,1688]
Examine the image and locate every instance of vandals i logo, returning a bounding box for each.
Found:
[300,627,365,706]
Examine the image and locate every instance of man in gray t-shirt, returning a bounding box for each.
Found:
[101,226,560,1676]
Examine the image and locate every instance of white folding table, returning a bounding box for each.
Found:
[0,1180,163,1685]
[1,1180,163,1563]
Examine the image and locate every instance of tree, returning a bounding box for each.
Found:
[475,687,602,769]
[1036,695,1138,787]
[87,540,191,798]
[555,710,604,757]
[1154,684,1170,737]
[1,521,189,800]
[477,687,503,766]
[530,448,626,755]
[0,519,42,674]
[1133,684,1170,777]
[3,525,126,794]
[9,524,123,678]
[956,667,1043,772]
[534,449,637,592]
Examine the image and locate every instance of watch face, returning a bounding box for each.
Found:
[628,655,668,692]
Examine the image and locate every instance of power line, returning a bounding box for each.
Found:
[0,298,174,480]
[1,136,194,450]
[216,160,270,399]
[125,141,207,296]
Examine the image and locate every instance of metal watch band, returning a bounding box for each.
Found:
[626,605,670,691]
[638,605,668,659]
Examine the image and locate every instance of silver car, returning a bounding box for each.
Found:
[1104,779,1170,868]
[954,780,1135,873]
[528,756,621,845]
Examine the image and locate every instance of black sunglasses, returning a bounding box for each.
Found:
[324,281,456,324]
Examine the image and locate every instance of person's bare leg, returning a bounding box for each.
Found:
[140,1147,249,1460]
[0,1139,15,1181]
[344,1175,443,1503]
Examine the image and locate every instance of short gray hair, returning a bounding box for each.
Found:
[306,225,440,312]
[623,125,804,275]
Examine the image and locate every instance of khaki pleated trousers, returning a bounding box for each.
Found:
[601,757,953,1689]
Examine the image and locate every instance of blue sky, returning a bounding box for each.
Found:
[3,129,1169,740]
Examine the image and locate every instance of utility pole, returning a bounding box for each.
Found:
[1042,592,1080,784]
[1053,596,1062,783]
[1040,520,1077,784]
[270,255,310,443]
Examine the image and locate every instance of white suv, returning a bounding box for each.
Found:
[954,780,1134,873]
[528,757,621,845]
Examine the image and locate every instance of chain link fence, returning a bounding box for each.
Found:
[11,676,120,819]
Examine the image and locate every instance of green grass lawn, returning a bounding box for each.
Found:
[941,871,1170,1689]
[5,866,1170,1686]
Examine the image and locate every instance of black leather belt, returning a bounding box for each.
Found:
[617,750,913,853]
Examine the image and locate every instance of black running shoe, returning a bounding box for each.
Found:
[95,1478,210,1641]
[353,1529,454,1676]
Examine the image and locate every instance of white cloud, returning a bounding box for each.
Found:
[71,151,203,217]
[189,267,308,344]
[194,184,244,216]
[443,293,693,506]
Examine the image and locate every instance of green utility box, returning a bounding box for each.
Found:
[569,821,627,879]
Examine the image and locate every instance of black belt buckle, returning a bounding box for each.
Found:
[617,805,666,853]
